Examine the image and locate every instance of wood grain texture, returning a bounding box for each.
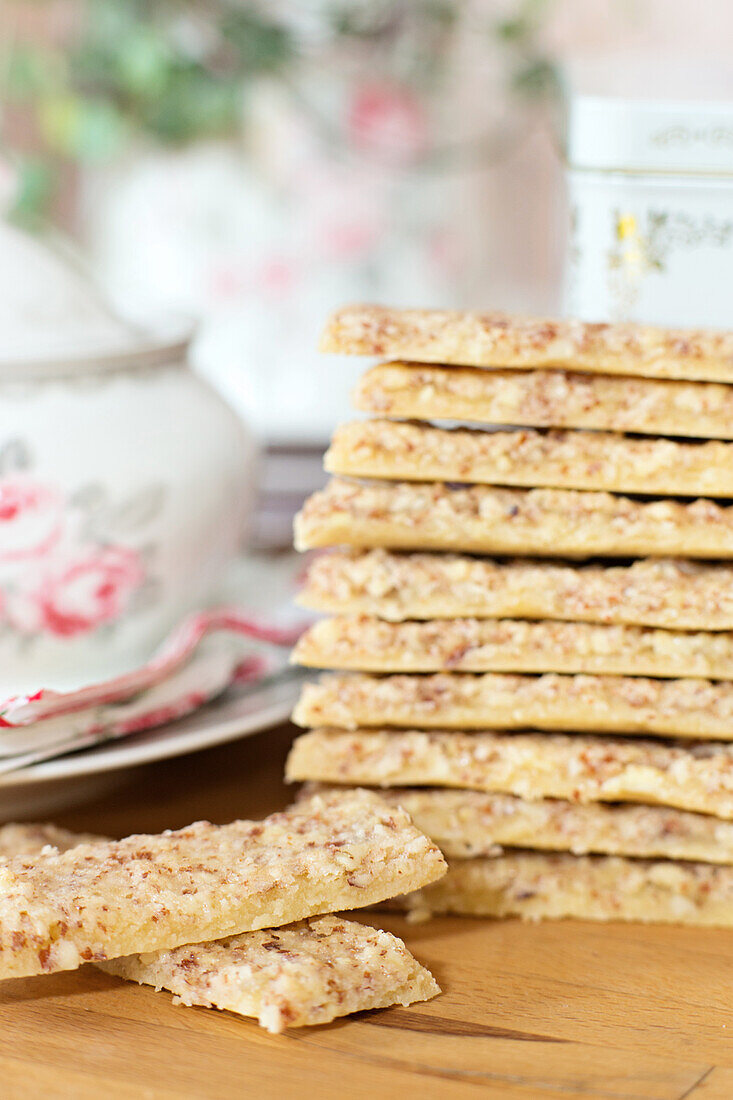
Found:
[2,723,732,1100]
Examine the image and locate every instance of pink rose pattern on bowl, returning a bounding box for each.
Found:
[0,440,159,644]
[0,476,64,563]
[19,545,145,638]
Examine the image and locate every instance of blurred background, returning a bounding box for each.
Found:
[1,0,731,544]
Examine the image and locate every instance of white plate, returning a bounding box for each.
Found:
[0,668,306,820]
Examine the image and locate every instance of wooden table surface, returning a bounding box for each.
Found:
[3,724,733,1100]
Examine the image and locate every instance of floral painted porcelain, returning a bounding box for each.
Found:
[0,227,254,696]
[564,58,733,325]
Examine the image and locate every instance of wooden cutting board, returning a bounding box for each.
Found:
[1,724,731,1100]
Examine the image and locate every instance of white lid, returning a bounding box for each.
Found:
[565,55,733,174]
[0,223,190,376]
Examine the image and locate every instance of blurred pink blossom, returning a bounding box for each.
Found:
[0,477,64,563]
[347,82,426,164]
[19,545,145,638]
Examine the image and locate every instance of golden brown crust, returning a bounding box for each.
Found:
[294,479,733,559]
[298,550,733,629]
[321,304,733,383]
[0,789,445,980]
[326,420,733,497]
[293,615,733,679]
[99,915,439,1033]
[389,853,733,925]
[303,784,733,864]
[293,672,733,739]
[354,362,733,440]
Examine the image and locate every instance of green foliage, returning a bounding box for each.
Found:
[5,43,65,98]
[10,159,55,229]
[0,0,300,220]
[0,0,559,224]
[221,9,294,75]
[513,58,559,97]
[39,95,129,160]
[494,0,560,101]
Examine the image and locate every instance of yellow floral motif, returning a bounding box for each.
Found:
[614,212,646,274]
[607,208,733,319]
[616,213,638,240]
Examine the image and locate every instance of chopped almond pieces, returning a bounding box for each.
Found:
[100,915,439,1033]
[0,789,445,980]
[321,303,733,383]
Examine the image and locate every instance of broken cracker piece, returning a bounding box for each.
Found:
[100,914,439,1033]
[0,789,445,980]
[0,822,102,858]
[0,819,439,1031]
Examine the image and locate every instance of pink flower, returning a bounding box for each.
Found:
[208,262,248,301]
[347,83,426,164]
[319,220,377,261]
[298,162,384,261]
[31,546,145,638]
[257,258,297,297]
[0,477,64,563]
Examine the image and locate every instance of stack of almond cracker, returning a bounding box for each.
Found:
[288,304,733,925]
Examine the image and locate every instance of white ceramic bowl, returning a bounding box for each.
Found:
[0,336,255,696]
